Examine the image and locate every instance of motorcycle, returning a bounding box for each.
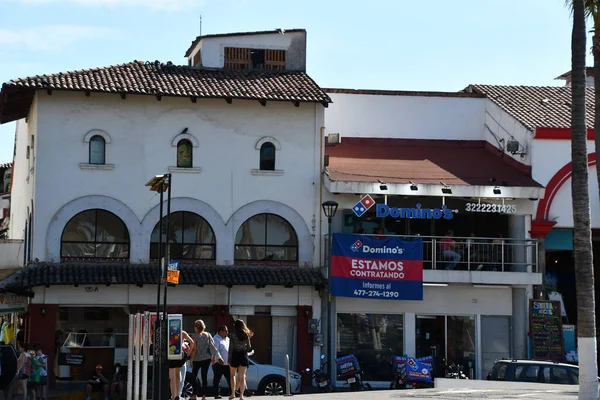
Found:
[443,359,469,379]
[390,355,434,390]
[335,354,372,391]
[303,354,332,392]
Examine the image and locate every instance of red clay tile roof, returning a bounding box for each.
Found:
[555,67,594,80]
[0,60,331,123]
[325,138,542,188]
[465,84,595,131]
[185,29,306,57]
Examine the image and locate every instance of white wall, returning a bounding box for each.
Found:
[532,139,600,228]
[33,284,316,306]
[324,92,486,141]
[336,285,512,316]
[9,106,36,241]
[30,91,324,265]
[192,31,305,69]
[0,240,24,267]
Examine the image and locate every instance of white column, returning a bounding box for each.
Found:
[508,214,526,272]
[476,314,482,380]
[404,313,416,357]
[512,287,528,359]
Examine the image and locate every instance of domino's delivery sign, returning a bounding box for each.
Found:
[352,195,456,220]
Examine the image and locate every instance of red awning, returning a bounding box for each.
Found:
[325,138,542,188]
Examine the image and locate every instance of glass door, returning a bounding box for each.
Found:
[416,314,476,378]
[415,315,445,378]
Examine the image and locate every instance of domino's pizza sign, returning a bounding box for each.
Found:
[330,233,423,300]
[351,195,457,219]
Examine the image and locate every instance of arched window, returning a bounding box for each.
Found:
[259,142,275,171]
[177,139,193,168]
[89,135,106,165]
[150,211,215,260]
[61,209,130,259]
[235,213,298,261]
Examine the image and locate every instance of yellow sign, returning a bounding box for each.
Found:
[167,270,180,285]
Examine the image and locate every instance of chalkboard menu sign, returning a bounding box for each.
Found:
[530,299,564,362]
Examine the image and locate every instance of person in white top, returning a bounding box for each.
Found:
[212,326,231,399]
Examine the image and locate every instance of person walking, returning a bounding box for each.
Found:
[168,330,195,400]
[30,344,48,400]
[228,320,253,400]
[16,343,31,400]
[212,326,231,399]
[190,320,222,400]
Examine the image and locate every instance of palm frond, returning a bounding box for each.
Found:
[565,0,599,19]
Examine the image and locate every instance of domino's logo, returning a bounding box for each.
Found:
[407,358,419,371]
[352,195,375,217]
[351,240,363,252]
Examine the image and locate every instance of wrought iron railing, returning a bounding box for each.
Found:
[326,234,539,273]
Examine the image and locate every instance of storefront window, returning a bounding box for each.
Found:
[415,314,476,378]
[337,313,403,381]
[447,316,476,378]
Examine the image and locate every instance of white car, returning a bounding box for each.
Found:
[181,358,302,396]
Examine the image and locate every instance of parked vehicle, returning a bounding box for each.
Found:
[180,358,302,397]
[303,354,331,392]
[335,354,372,391]
[390,355,434,389]
[442,359,468,379]
[487,359,581,385]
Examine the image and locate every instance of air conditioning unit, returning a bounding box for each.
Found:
[506,139,520,154]
[327,133,341,145]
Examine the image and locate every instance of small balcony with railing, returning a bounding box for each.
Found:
[328,234,541,286]
[420,235,540,285]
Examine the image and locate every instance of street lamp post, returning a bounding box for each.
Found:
[321,200,338,388]
[145,174,172,400]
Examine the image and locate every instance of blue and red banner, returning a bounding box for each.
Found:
[330,233,423,300]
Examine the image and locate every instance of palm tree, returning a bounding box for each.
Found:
[571,0,600,398]
[567,0,600,377]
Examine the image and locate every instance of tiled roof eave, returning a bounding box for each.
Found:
[0,61,332,123]
[3,86,330,105]
[0,263,327,294]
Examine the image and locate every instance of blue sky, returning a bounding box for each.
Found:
[0,0,589,163]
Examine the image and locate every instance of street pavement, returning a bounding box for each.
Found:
[294,387,580,399]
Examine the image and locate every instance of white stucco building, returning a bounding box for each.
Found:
[0,29,330,389]
[466,82,597,365]
[319,88,545,383]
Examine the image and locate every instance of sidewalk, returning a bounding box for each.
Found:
[293,386,579,399]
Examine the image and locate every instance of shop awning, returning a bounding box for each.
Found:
[0,263,326,295]
[325,138,545,199]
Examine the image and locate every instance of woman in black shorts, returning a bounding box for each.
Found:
[228,320,253,400]
[168,330,195,400]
